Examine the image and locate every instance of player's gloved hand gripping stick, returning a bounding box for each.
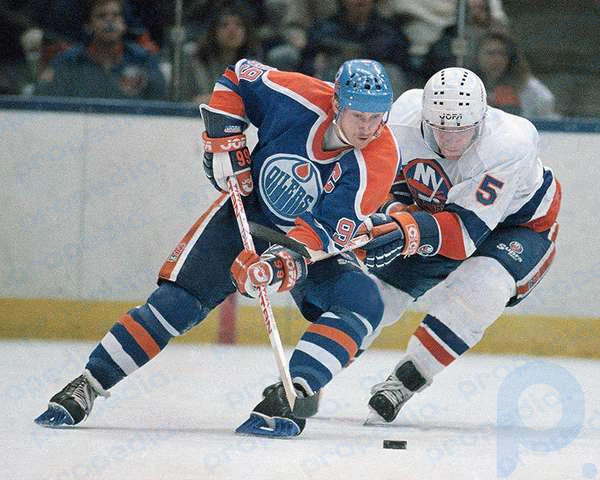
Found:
[226,177,301,412]
[248,222,371,263]
[202,105,310,413]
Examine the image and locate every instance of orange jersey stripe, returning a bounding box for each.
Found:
[223,68,239,86]
[288,218,324,251]
[159,192,228,280]
[549,222,559,242]
[358,126,401,217]
[267,70,333,112]
[433,211,467,260]
[414,326,455,366]
[119,314,161,359]
[516,246,556,297]
[208,90,245,118]
[307,323,358,360]
[523,179,562,233]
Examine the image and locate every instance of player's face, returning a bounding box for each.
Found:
[338,109,385,149]
[431,125,478,160]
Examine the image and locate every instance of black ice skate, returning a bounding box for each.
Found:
[236,382,310,438]
[34,371,108,427]
[365,360,431,424]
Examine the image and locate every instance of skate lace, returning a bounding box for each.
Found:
[370,378,411,404]
[64,376,95,409]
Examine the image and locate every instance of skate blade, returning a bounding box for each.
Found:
[235,412,300,438]
[363,410,389,426]
[34,403,75,427]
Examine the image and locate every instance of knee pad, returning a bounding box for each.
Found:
[144,281,210,336]
[425,256,515,346]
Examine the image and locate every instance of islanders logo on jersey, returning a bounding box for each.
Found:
[260,154,322,222]
[403,158,452,213]
[496,240,524,263]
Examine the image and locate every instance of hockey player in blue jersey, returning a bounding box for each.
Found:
[35,59,400,437]
[355,67,561,423]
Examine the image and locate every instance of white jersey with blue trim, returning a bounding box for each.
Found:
[386,89,560,258]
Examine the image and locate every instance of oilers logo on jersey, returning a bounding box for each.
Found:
[260,154,323,222]
[403,159,452,213]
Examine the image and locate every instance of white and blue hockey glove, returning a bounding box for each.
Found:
[231,245,308,298]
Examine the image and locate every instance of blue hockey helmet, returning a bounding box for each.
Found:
[334,59,393,115]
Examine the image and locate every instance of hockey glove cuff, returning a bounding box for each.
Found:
[202,132,253,196]
[359,212,420,269]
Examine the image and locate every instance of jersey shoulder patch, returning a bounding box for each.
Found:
[234,59,272,82]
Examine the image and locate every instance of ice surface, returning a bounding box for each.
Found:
[2,340,599,480]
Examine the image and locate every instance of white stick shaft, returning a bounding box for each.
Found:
[227,178,297,408]
[306,233,371,262]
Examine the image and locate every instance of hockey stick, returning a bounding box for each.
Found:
[248,222,371,262]
[227,178,298,410]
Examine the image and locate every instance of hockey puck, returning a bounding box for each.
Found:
[383,440,407,449]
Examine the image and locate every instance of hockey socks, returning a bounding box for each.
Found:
[86,282,206,390]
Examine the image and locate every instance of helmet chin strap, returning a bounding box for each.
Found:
[332,118,353,146]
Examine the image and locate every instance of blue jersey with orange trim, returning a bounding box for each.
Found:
[385,89,561,260]
[207,59,400,253]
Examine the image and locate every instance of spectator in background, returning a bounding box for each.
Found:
[179,2,262,104]
[34,0,166,100]
[125,0,171,49]
[261,0,338,71]
[0,1,41,94]
[0,27,43,95]
[300,0,411,94]
[264,0,337,30]
[471,31,559,119]
[183,0,266,41]
[27,0,161,50]
[2,0,163,87]
[384,0,509,83]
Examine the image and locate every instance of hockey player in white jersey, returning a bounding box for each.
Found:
[358,67,561,423]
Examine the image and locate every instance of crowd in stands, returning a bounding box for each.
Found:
[0,0,561,119]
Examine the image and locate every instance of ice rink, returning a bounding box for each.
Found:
[2,340,599,480]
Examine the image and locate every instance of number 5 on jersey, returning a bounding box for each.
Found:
[476,175,504,205]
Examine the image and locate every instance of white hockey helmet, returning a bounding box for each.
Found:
[421,68,487,156]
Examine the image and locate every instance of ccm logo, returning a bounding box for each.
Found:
[439,113,463,120]
[249,262,272,284]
